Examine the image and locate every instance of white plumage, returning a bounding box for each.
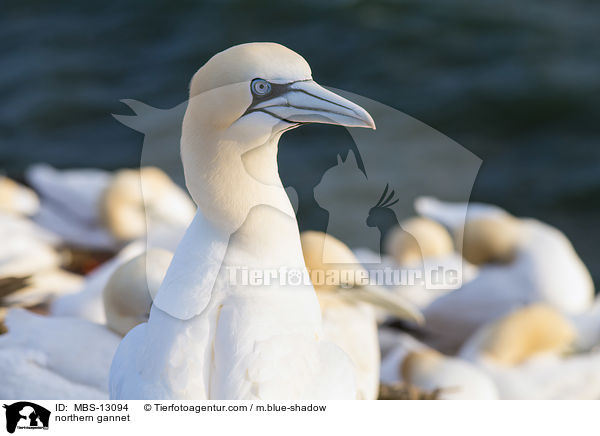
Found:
[415,197,594,353]
[0,309,120,399]
[459,304,600,399]
[110,42,378,400]
[0,248,168,399]
[379,331,498,399]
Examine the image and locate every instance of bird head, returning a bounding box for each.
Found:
[186,42,375,145]
[478,304,576,366]
[456,215,521,265]
[300,230,423,324]
[103,248,173,336]
[385,217,455,265]
[100,167,196,243]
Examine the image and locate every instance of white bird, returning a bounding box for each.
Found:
[568,297,600,352]
[0,176,40,216]
[50,241,145,323]
[354,216,478,310]
[0,309,119,399]
[0,212,82,312]
[300,231,422,400]
[102,248,173,336]
[109,42,390,400]
[0,249,168,400]
[415,197,594,353]
[459,304,600,399]
[26,164,195,251]
[26,164,116,250]
[0,212,61,278]
[378,331,498,400]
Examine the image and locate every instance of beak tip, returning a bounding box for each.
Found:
[360,111,376,130]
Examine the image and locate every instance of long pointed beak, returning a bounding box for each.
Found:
[343,285,424,324]
[252,80,376,129]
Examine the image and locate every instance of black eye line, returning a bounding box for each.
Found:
[251,81,287,100]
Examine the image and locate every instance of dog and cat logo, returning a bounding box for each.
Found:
[2,402,50,433]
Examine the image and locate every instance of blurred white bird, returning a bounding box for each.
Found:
[110,43,379,400]
[0,212,82,312]
[26,164,195,251]
[0,249,169,400]
[50,241,145,323]
[416,197,594,353]
[300,231,422,400]
[459,304,600,399]
[0,176,39,216]
[379,331,498,400]
[354,216,478,311]
[0,309,120,399]
[0,212,61,278]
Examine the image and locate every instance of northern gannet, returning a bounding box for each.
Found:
[0,212,61,278]
[386,216,477,308]
[0,309,119,399]
[50,241,145,323]
[415,197,594,353]
[48,166,193,322]
[0,250,166,399]
[103,248,172,336]
[26,165,195,251]
[459,304,600,399]
[110,42,381,400]
[300,231,422,400]
[0,176,39,216]
[354,216,477,310]
[0,212,81,314]
[378,332,498,400]
[384,217,454,266]
[100,167,195,249]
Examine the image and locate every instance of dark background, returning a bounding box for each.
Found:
[1,0,598,284]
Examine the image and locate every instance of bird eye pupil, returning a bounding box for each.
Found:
[251,79,271,96]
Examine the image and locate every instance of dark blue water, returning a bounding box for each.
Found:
[1,1,599,283]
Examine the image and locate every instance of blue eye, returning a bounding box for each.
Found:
[251,79,271,96]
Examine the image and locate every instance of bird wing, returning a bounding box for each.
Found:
[208,291,356,400]
[423,265,536,354]
[0,308,121,392]
[0,347,108,400]
[415,196,508,231]
[26,164,112,223]
[110,211,229,399]
[50,241,145,323]
[109,323,164,399]
[152,211,229,320]
[110,304,215,399]
[240,334,356,400]
[486,352,600,400]
[33,201,117,250]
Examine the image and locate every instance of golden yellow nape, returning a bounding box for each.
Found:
[100,167,177,241]
[103,248,173,336]
[299,230,362,292]
[385,217,454,265]
[457,215,521,265]
[400,349,443,382]
[0,175,39,216]
[483,304,576,366]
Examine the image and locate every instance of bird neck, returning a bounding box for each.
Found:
[180,112,303,269]
[182,124,294,228]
